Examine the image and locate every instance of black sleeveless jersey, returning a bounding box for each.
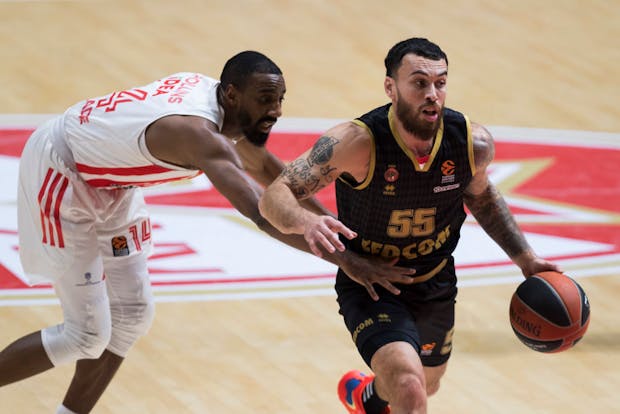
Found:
[335,104,475,275]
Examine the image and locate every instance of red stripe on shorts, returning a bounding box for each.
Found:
[37,168,54,244]
[38,169,67,248]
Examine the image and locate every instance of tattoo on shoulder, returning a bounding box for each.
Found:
[308,135,338,166]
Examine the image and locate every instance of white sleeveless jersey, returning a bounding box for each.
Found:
[61,72,223,188]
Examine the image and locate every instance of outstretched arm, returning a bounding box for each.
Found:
[148,116,414,299]
[259,122,371,255]
[233,140,336,217]
[463,122,560,277]
[145,115,316,253]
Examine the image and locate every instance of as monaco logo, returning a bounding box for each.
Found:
[384,165,399,182]
[0,117,619,305]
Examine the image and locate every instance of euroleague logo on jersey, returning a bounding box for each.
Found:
[441,160,456,176]
[435,159,459,193]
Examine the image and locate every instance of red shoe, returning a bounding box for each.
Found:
[337,370,390,414]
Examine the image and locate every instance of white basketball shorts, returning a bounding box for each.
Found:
[17,118,153,286]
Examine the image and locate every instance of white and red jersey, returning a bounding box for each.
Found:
[60,72,224,188]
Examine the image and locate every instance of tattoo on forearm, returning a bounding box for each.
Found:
[308,135,338,166]
[464,185,529,258]
[281,135,339,199]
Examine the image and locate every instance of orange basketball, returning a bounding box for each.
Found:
[509,271,590,353]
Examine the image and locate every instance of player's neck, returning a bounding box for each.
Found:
[392,115,435,158]
[398,127,434,158]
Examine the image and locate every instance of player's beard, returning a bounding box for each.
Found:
[395,92,442,141]
[238,109,272,147]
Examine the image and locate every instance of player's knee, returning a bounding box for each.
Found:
[402,373,426,398]
[67,314,112,360]
[43,316,112,365]
[131,298,155,336]
[108,299,155,356]
[75,328,112,359]
[392,373,426,410]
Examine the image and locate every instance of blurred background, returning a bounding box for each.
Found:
[1,0,618,132]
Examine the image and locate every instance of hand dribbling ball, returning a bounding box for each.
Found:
[509,271,590,353]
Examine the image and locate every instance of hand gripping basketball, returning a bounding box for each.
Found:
[509,271,590,353]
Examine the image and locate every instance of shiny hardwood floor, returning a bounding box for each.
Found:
[0,1,618,413]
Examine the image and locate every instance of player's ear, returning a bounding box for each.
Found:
[384,76,395,99]
[223,84,239,106]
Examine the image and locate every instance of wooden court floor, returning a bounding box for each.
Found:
[1,1,619,413]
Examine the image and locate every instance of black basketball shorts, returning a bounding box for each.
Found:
[335,258,458,367]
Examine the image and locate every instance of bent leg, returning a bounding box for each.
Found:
[62,350,124,413]
[62,251,156,413]
[61,201,156,413]
[103,248,155,359]
[371,341,427,414]
[45,261,116,414]
[0,331,54,386]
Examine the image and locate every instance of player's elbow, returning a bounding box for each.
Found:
[257,189,285,230]
[253,214,290,240]
[257,194,270,221]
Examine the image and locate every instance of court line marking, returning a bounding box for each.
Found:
[0,115,617,306]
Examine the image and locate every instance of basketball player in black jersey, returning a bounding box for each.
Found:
[258,38,560,414]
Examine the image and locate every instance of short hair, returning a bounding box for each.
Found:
[384,38,448,77]
[220,51,282,90]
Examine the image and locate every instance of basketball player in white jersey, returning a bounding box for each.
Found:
[0,51,415,414]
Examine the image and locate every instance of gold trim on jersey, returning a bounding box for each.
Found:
[339,119,375,190]
[465,115,476,176]
[412,258,448,284]
[388,106,444,172]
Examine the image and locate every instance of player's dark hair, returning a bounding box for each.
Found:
[384,38,448,77]
[220,51,282,90]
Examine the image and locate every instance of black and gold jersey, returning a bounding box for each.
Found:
[336,104,475,275]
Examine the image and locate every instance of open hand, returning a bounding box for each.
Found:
[338,251,416,301]
[303,215,357,257]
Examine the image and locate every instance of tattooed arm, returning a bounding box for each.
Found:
[231,139,335,217]
[260,121,416,299]
[463,122,560,277]
[259,121,372,256]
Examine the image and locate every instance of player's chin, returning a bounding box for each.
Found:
[246,131,269,147]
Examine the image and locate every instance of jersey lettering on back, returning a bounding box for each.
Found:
[62,73,223,189]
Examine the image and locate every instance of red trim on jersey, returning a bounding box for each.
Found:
[76,163,173,176]
[85,174,199,188]
[417,155,430,164]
